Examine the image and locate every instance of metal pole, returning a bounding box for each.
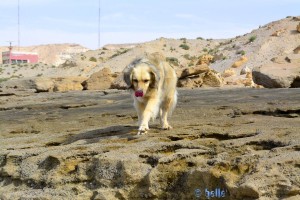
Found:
[98,0,101,49]
[18,0,20,51]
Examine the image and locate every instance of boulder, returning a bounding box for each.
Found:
[245,72,252,79]
[232,56,248,68]
[196,54,214,65]
[82,67,114,90]
[222,68,236,78]
[53,77,85,92]
[110,73,127,90]
[178,64,209,79]
[297,22,300,33]
[177,71,223,88]
[242,75,255,87]
[202,71,223,87]
[177,63,223,88]
[252,63,300,88]
[34,78,54,92]
[240,66,251,75]
[177,76,203,88]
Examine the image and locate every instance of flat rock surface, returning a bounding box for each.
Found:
[0,88,300,200]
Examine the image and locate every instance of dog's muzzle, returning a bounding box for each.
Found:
[135,90,144,97]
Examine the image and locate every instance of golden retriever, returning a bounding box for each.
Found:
[123,53,177,135]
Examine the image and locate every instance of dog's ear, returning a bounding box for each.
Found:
[149,67,160,89]
[123,65,134,88]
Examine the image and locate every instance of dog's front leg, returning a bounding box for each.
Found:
[137,98,159,135]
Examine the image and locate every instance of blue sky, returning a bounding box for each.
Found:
[0,0,299,49]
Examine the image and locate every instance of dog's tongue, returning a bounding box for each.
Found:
[135,91,144,97]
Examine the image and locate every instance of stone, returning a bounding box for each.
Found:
[196,54,214,65]
[202,71,223,87]
[53,77,85,92]
[82,67,114,90]
[240,66,251,75]
[110,73,127,90]
[222,68,236,78]
[178,64,209,79]
[252,63,300,88]
[177,76,203,88]
[34,78,54,92]
[232,56,248,68]
[242,77,255,87]
[245,72,252,79]
[297,22,300,33]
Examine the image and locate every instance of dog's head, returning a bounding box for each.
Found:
[123,58,160,97]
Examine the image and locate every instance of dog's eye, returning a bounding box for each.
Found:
[144,80,149,83]
[133,79,138,83]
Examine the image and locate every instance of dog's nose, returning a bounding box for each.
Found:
[135,90,144,97]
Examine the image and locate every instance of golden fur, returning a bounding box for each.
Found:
[123,53,177,135]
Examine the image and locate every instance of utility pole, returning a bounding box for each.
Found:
[18,0,20,51]
[98,0,101,49]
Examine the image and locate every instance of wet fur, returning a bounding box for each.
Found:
[124,57,177,135]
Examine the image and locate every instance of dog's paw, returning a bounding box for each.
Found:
[137,129,147,135]
[137,125,149,135]
[162,124,173,130]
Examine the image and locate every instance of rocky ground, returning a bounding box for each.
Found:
[0,88,299,200]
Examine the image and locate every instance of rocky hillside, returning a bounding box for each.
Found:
[0,16,299,89]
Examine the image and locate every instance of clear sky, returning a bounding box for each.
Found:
[0,0,299,49]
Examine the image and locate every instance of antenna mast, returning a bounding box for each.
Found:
[18,0,20,50]
[98,0,101,49]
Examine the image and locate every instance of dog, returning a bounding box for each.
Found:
[123,53,177,135]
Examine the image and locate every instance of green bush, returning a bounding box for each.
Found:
[166,57,179,66]
[183,54,191,60]
[0,78,9,83]
[249,35,257,43]
[89,57,97,62]
[197,37,204,40]
[179,44,190,50]
[110,49,130,59]
[237,50,246,55]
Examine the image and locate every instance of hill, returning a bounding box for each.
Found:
[0,16,299,88]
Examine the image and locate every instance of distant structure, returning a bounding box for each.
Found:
[2,42,38,64]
